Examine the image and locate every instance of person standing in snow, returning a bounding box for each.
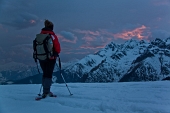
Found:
[39,19,61,98]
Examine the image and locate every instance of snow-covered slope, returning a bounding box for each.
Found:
[0,81,170,113]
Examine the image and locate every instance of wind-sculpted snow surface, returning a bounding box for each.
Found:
[0,81,170,113]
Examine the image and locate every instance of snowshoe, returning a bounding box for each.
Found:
[35,92,57,101]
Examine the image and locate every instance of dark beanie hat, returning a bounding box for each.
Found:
[44,19,54,30]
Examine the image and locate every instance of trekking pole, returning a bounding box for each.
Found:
[57,56,73,96]
[38,85,43,96]
[35,60,42,96]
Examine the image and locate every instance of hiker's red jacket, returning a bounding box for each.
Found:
[40,28,61,55]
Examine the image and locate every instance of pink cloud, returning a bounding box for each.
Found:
[74,29,115,50]
[73,26,151,50]
[82,36,96,42]
[74,29,113,42]
[30,19,36,24]
[97,26,151,40]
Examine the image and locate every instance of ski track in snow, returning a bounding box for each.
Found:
[0,81,170,113]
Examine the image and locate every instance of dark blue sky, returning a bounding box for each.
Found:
[0,0,170,65]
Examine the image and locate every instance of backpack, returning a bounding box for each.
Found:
[33,34,53,61]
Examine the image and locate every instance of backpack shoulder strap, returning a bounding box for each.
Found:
[33,39,38,62]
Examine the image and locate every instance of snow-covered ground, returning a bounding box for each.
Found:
[0,81,170,113]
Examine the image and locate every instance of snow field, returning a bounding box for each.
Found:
[0,81,170,113]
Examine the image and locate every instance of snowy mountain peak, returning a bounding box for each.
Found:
[57,37,170,83]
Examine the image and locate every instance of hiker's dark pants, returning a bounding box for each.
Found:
[39,59,56,94]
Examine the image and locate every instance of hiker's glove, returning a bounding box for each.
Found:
[54,52,59,57]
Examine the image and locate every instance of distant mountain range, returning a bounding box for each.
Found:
[1,38,170,84]
[0,62,38,84]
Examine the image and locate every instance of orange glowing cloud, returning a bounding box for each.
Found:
[113,25,151,40]
[75,27,151,41]
[73,26,151,50]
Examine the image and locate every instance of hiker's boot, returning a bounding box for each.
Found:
[42,93,48,98]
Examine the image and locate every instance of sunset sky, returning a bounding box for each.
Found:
[0,0,170,65]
